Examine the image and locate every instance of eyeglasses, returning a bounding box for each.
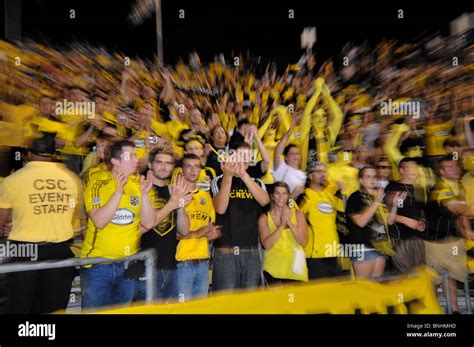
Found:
[377,165,391,169]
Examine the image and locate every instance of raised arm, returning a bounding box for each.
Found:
[273,116,298,171]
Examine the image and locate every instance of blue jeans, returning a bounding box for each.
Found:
[211,248,261,292]
[350,248,387,264]
[177,260,209,301]
[135,268,178,302]
[80,262,136,310]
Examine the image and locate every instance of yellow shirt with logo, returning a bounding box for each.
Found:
[431,177,464,204]
[171,167,216,192]
[176,189,215,261]
[0,161,81,243]
[425,120,454,156]
[300,186,344,258]
[81,172,145,259]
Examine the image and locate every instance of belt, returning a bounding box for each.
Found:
[215,246,257,255]
[9,239,72,247]
[180,259,209,265]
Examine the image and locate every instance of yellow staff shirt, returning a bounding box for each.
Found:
[0,161,81,243]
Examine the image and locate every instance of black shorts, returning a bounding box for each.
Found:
[306,257,344,280]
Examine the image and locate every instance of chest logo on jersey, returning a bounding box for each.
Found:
[435,130,449,137]
[111,208,135,225]
[317,202,334,214]
[197,182,210,191]
[199,198,207,205]
[130,196,140,206]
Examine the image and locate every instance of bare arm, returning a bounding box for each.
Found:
[88,175,125,230]
[176,224,208,240]
[212,162,235,214]
[239,171,270,207]
[385,191,406,225]
[250,125,271,173]
[273,121,295,171]
[176,207,190,236]
[139,171,156,230]
[74,124,95,147]
[0,208,12,237]
[142,176,193,235]
[464,118,474,148]
[258,214,285,250]
[213,175,233,214]
[349,189,385,228]
[287,209,308,247]
[217,92,229,115]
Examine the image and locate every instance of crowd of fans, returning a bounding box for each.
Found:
[0,27,473,313]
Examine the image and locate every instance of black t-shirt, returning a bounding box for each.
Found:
[345,190,375,248]
[229,132,245,149]
[247,160,265,178]
[177,128,207,145]
[211,174,267,248]
[140,185,178,269]
[206,145,225,177]
[385,182,425,240]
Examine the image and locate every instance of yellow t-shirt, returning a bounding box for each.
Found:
[165,117,187,142]
[150,118,171,139]
[0,161,81,243]
[0,102,37,147]
[56,113,90,156]
[425,120,454,156]
[430,177,464,205]
[176,189,215,261]
[462,172,474,216]
[171,167,216,192]
[82,162,108,188]
[327,162,360,196]
[300,186,344,258]
[81,172,144,259]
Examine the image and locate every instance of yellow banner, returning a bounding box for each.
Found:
[92,266,442,314]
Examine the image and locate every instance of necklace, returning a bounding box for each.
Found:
[400,182,415,206]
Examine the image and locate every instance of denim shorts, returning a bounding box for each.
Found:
[350,248,387,264]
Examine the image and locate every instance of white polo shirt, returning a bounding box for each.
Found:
[271,161,307,193]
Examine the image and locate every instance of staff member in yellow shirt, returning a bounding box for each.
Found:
[0,134,81,314]
[176,154,220,301]
[80,140,155,310]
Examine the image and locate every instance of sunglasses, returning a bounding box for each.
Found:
[377,165,391,169]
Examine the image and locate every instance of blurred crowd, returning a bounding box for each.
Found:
[0,27,473,313]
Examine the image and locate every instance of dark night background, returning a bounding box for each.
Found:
[0,0,472,69]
